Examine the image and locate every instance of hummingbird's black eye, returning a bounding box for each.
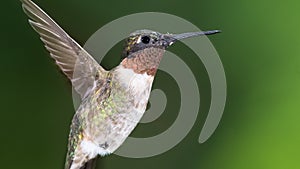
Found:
[141,36,150,44]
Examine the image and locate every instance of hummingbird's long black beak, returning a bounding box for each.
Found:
[164,30,221,46]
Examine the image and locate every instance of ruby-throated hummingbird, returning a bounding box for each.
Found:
[21,0,220,169]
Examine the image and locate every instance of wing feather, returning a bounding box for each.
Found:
[21,0,107,99]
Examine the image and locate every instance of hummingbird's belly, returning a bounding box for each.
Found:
[93,106,146,154]
[84,94,149,155]
[83,69,153,155]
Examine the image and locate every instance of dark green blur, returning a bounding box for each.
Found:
[1,0,299,169]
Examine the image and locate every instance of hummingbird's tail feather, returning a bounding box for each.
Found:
[82,157,98,169]
[66,144,98,169]
[69,152,90,169]
[20,0,108,100]
[65,114,102,169]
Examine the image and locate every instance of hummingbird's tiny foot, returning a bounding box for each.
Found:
[99,142,109,149]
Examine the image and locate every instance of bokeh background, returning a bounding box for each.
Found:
[1,0,300,169]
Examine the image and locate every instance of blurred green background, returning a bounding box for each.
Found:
[1,0,300,169]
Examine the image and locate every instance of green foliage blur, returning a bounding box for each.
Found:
[1,0,299,169]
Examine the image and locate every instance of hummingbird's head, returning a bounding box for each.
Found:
[122,30,164,58]
[121,29,220,76]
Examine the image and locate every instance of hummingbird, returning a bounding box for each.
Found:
[21,0,220,169]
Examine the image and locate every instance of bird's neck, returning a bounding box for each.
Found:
[120,47,165,76]
[111,47,165,103]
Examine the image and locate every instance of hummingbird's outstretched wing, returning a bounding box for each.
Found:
[21,0,108,99]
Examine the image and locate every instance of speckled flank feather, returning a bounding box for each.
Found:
[65,114,83,169]
[66,73,113,169]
